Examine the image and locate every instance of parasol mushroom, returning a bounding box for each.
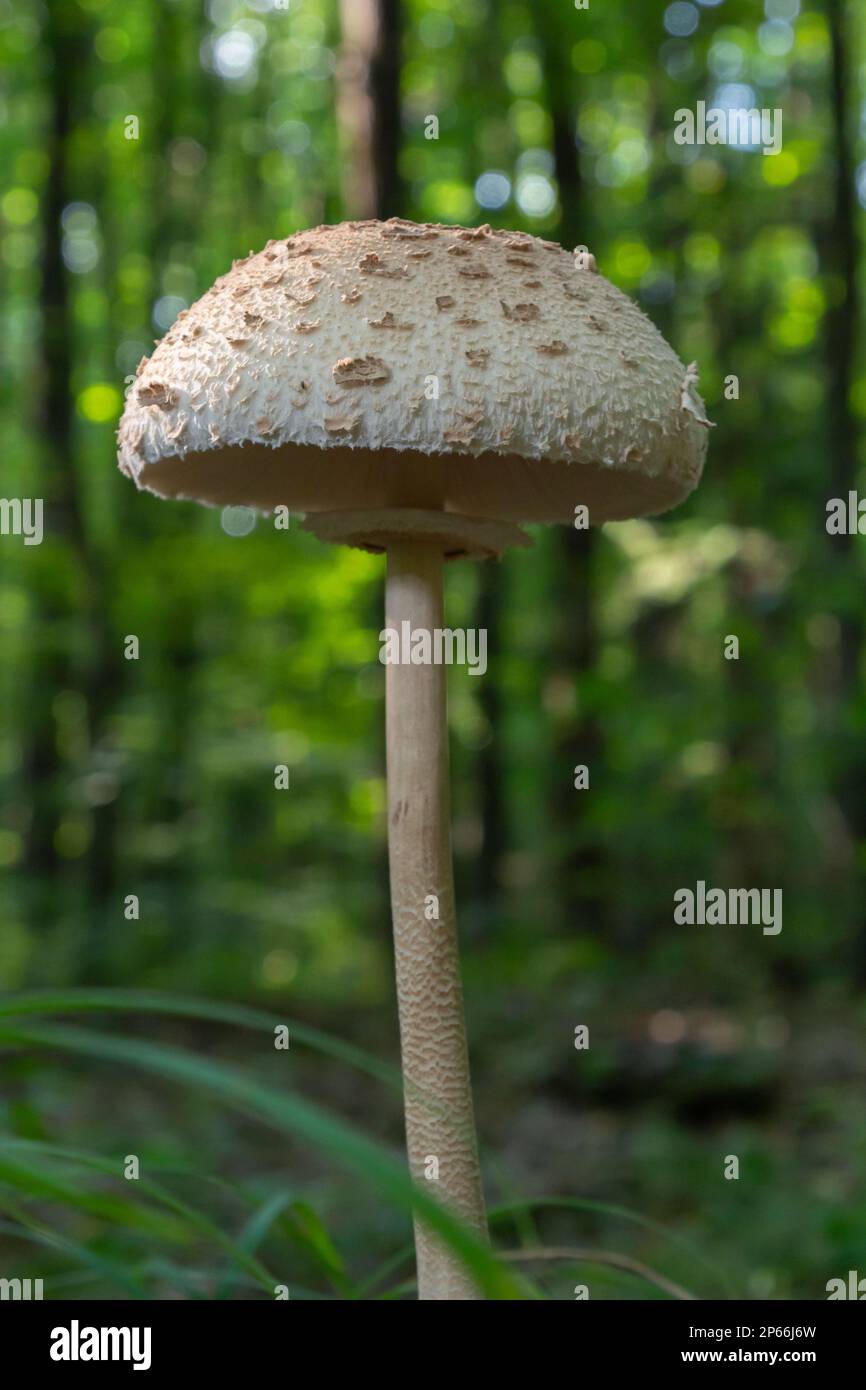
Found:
[117,218,709,1301]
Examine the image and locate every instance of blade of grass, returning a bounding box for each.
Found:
[214,1191,292,1300]
[275,1202,352,1295]
[489,1196,734,1298]
[0,1153,188,1240]
[352,1240,415,1299]
[0,989,470,1153]
[500,1246,696,1300]
[0,989,490,1207]
[0,1137,276,1293]
[0,1213,150,1298]
[0,988,399,1090]
[0,1020,529,1300]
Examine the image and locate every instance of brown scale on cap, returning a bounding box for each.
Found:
[500,301,540,322]
[323,412,361,435]
[358,252,409,278]
[380,219,439,240]
[332,354,391,387]
[368,311,414,331]
[118,217,710,524]
[136,381,177,409]
[286,288,318,306]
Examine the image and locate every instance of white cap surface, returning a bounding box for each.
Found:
[118,219,710,524]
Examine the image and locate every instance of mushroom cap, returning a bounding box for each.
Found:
[117,219,709,525]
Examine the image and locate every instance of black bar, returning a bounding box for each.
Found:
[2,1298,860,1374]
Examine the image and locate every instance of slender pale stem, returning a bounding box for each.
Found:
[384,539,488,1300]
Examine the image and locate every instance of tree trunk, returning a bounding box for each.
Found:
[824,0,864,969]
[22,1,86,900]
[534,6,608,937]
[336,0,403,219]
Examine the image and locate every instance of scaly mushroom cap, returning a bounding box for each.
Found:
[117,218,710,525]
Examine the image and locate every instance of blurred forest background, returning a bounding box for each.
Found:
[0,0,865,1299]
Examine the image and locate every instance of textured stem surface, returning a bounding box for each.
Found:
[385,540,488,1300]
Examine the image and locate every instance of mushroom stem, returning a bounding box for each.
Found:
[384,538,488,1300]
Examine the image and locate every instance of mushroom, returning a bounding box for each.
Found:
[117,218,709,1301]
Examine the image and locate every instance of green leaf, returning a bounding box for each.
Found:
[0,1137,276,1295]
[0,1216,150,1299]
[489,1196,735,1298]
[283,1201,346,1275]
[214,1191,292,1300]
[0,988,399,1090]
[0,1153,185,1239]
[0,1020,527,1300]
